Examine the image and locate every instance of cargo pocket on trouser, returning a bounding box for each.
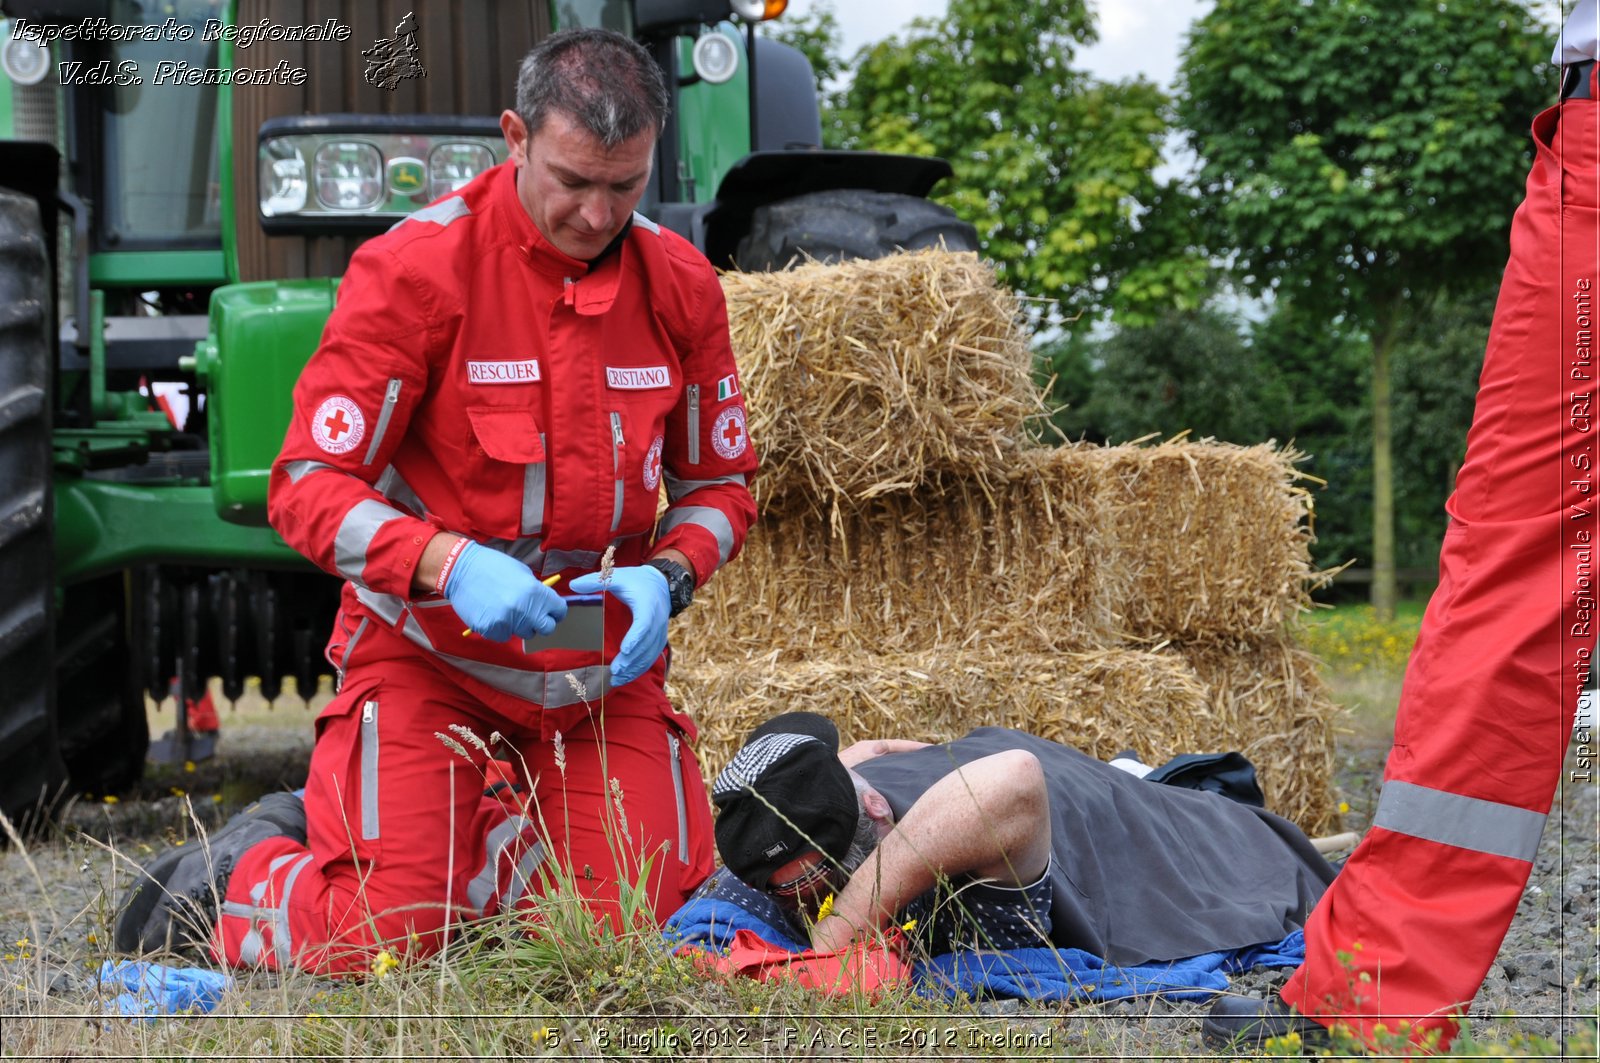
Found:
[307,678,386,865]
[666,721,716,897]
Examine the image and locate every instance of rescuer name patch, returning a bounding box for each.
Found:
[605,365,672,390]
[312,395,365,455]
[468,359,541,384]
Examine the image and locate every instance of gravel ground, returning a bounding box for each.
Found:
[1,707,1596,1058]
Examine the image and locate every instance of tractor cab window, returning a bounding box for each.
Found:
[96,0,224,250]
[555,0,634,35]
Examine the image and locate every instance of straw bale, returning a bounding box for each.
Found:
[1094,440,1319,642]
[720,250,1042,514]
[671,642,1336,831]
[1175,636,1343,835]
[674,445,1116,657]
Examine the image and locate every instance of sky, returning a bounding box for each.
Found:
[778,0,1213,89]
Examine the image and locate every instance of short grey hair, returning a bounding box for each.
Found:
[840,772,887,874]
[514,28,669,147]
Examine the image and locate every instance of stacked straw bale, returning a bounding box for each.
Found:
[721,251,1044,517]
[671,646,1212,789]
[1092,442,1320,642]
[673,445,1116,657]
[682,250,1342,833]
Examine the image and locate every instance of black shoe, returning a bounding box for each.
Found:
[1202,994,1329,1050]
[114,791,307,956]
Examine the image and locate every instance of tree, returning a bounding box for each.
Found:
[1177,0,1551,618]
[830,0,1212,326]
[1085,306,1294,447]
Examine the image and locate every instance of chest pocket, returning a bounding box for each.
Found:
[466,406,546,538]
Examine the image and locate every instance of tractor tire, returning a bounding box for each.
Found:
[734,189,979,271]
[0,189,68,833]
[55,574,148,796]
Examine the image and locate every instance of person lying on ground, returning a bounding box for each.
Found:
[709,712,1338,966]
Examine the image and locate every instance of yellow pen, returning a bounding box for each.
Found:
[463,573,562,636]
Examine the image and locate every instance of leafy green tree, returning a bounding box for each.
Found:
[1176,0,1551,618]
[1080,306,1294,446]
[829,0,1212,326]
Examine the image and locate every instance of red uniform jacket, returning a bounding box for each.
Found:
[268,161,758,717]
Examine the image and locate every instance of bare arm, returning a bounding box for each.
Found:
[808,749,1050,952]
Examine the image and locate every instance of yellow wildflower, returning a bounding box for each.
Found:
[370,949,399,977]
[815,893,835,921]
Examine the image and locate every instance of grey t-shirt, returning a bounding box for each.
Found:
[854,728,1337,966]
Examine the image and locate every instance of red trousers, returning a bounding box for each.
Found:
[214,623,715,975]
[1282,96,1593,1049]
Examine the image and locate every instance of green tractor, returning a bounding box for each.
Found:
[0,0,974,827]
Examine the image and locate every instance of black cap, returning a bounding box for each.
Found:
[711,712,858,890]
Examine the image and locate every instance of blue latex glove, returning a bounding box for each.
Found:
[445,540,567,641]
[569,565,669,688]
[100,960,232,1018]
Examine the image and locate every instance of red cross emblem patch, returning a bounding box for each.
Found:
[311,395,366,455]
[711,406,747,460]
[644,435,664,490]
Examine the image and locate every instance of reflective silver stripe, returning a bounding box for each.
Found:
[375,465,427,516]
[668,730,688,865]
[284,459,336,484]
[468,814,532,913]
[353,587,612,706]
[339,617,370,675]
[521,600,604,653]
[360,700,380,840]
[664,470,748,504]
[1373,780,1545,862]
[273,852,315,960]
[658,505,735,565]
[481,536,544,568]
[632,210,660,235]
[541,547,601,576]
[686,384,700,464]
[333,499,407,583]
[363,378,403,466]
[355,585,406,626]
[521,433,546,535]
[395,195,470,228]
[501,842,547,912]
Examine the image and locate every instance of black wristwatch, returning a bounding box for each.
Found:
[648,557,695,617]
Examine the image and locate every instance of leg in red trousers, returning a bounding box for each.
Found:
[1281,94,1595,1051]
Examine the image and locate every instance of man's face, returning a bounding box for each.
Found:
[767,851,848,918]
[500,108,655,261]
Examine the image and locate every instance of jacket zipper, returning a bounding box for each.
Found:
[362,378,403,466]
[610,412,625,531]
[686,384,700,465]
[361,699,380,841]
[667,729,688,865]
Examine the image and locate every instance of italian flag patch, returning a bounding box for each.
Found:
[717,373,739,401]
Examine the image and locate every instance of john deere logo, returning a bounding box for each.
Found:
[388,157,426,195]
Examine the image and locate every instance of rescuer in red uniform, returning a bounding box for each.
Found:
[115,28,757,975]
[1205,9,1595,1051]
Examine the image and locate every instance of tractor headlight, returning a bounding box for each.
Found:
[259,141,308,216]
[429,142,495,198]
[314,141,384,211]
[1,23,50,86]
[729,0,787,21]
[691,31,739,84]
[258,115,507,234]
